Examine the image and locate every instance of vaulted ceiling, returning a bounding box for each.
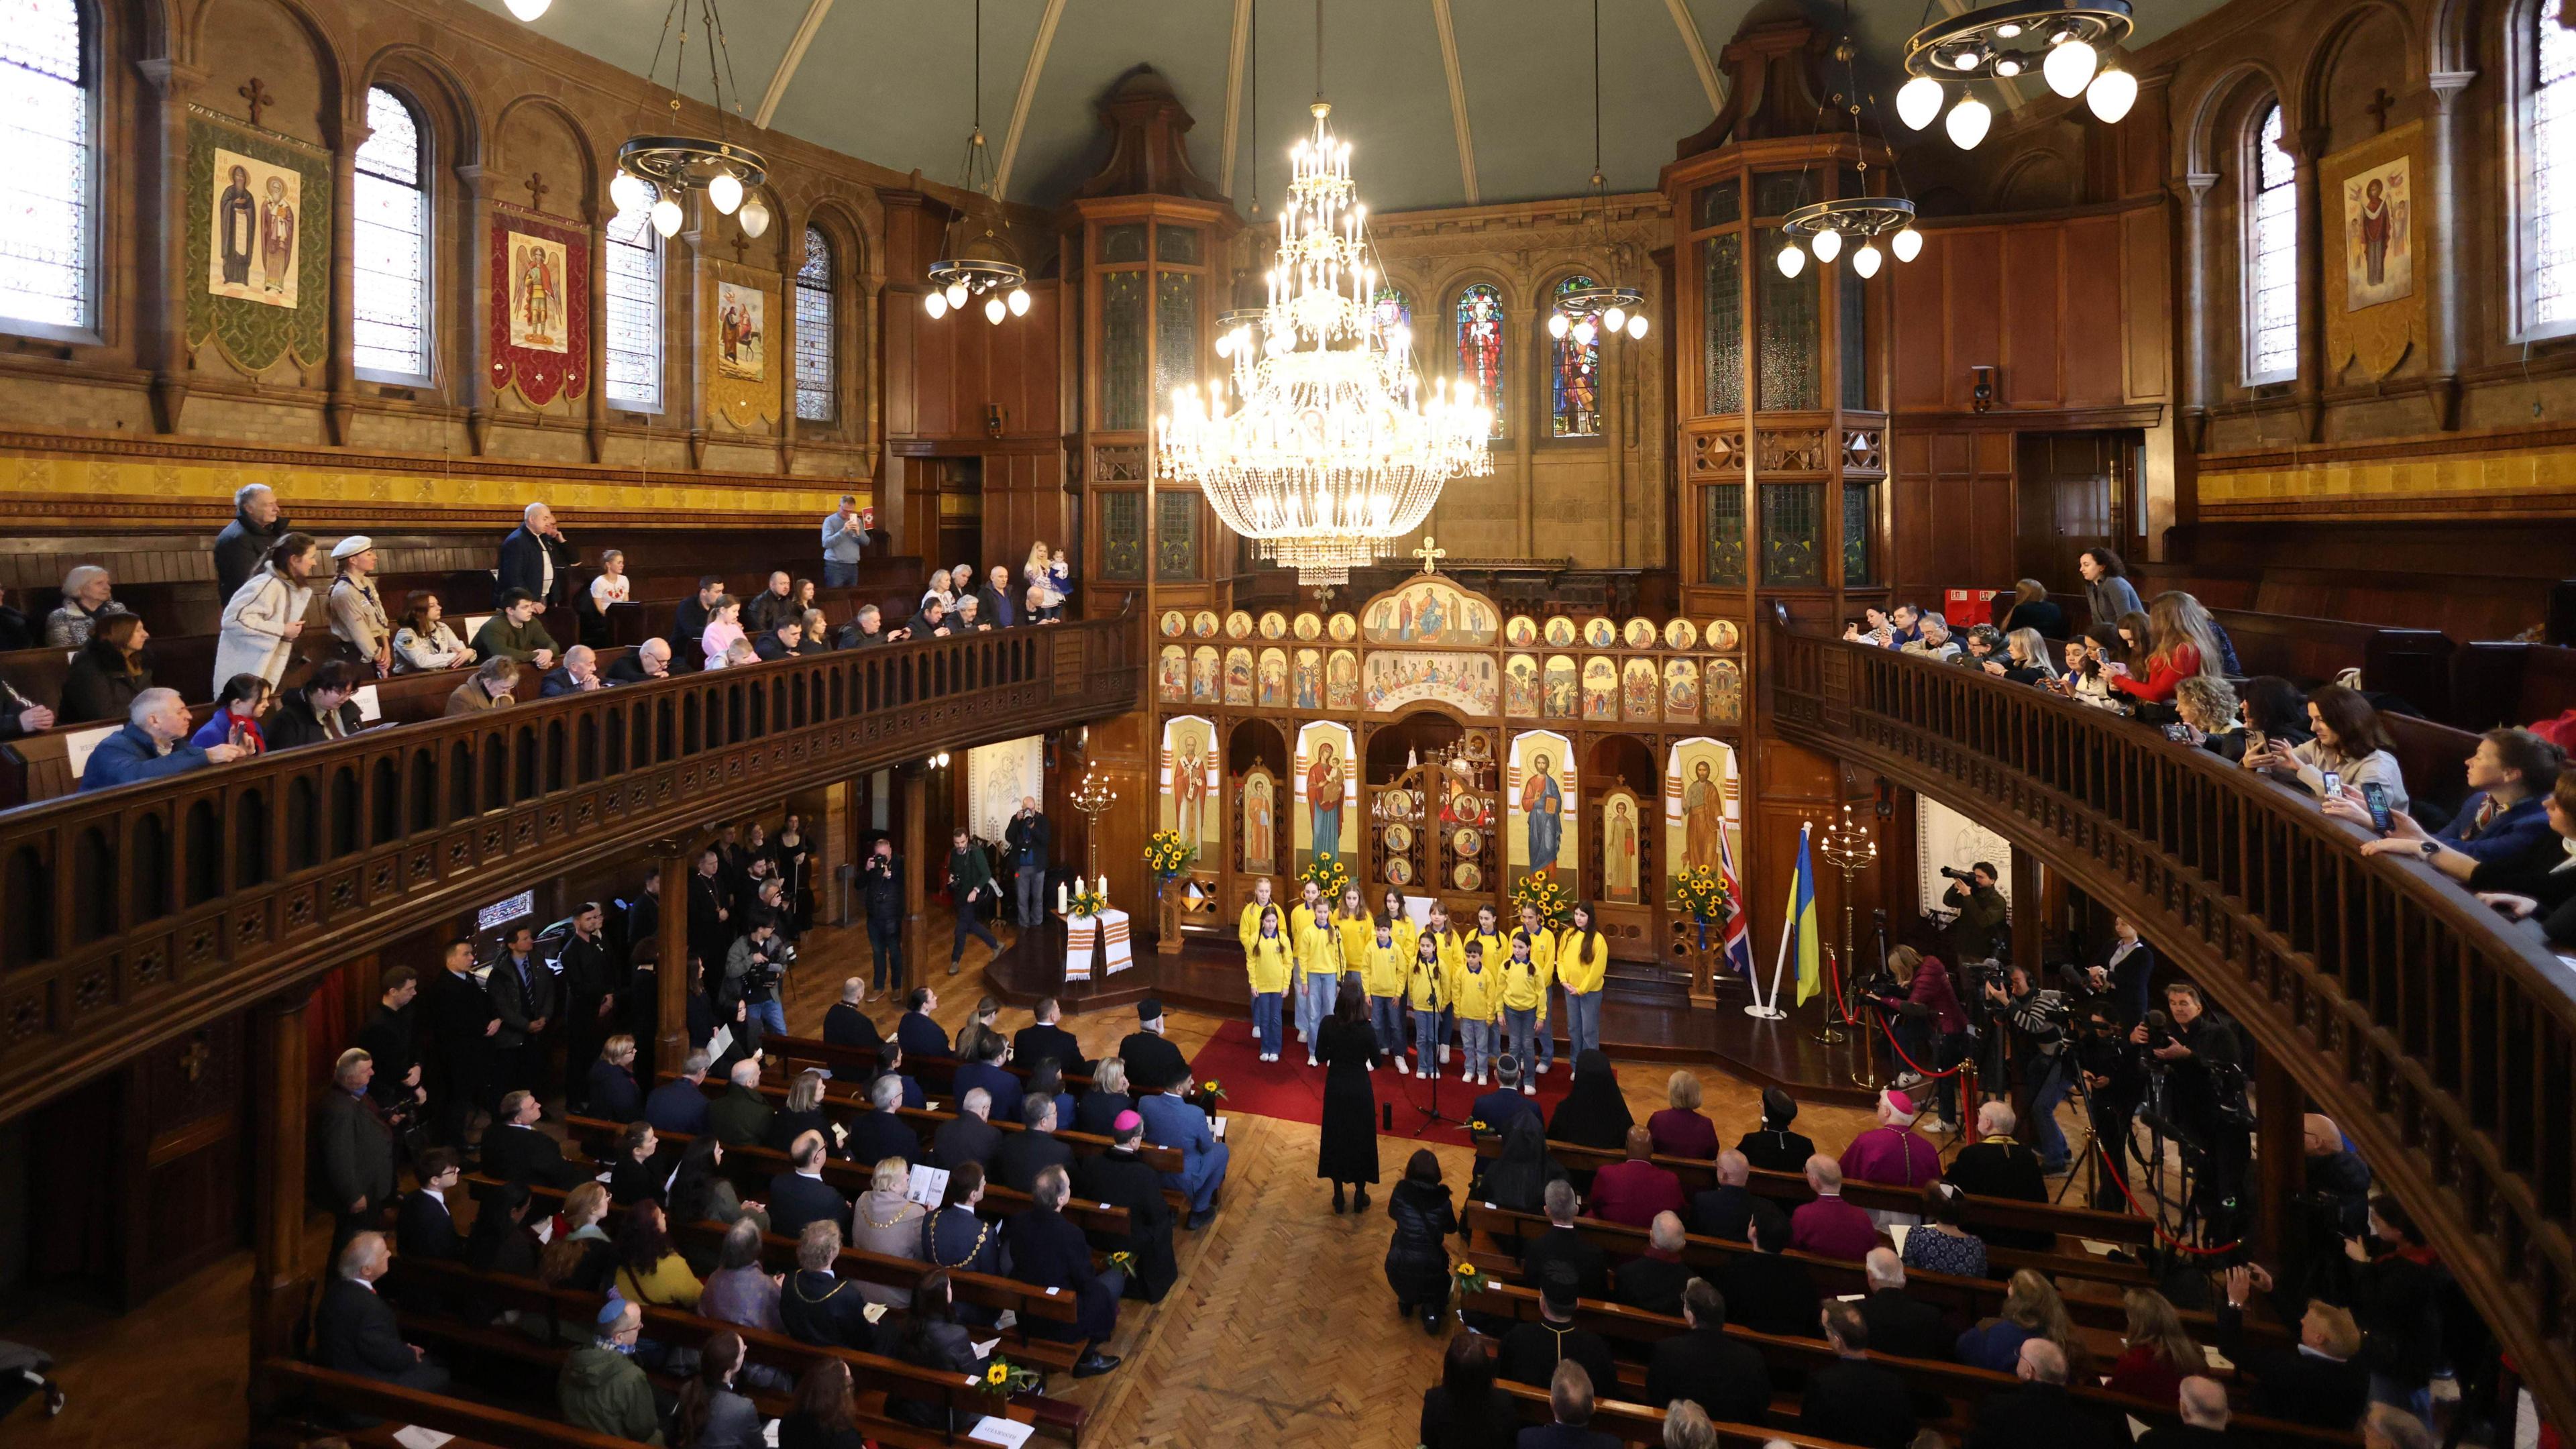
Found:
[474,0,2227,215]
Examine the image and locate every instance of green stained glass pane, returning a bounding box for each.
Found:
[1840,267,1869,411]
[1695,179,1741,229]
[1099,272,1148,431]
[1154,272,1199,423]
[1099,492,1144,581]
[1761,482,1823,586]
[1702,234,1743,416]
[1157,490,1199,581]
[1842,482,1875,586]
[1757,227,1820,411]
[1099,224,1147,264]
[1156,226,1201,264]
[1754,172,1811,217]
[1703,484,1747,587]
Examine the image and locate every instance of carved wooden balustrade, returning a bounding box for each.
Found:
[1762,606,2576,1424]
[0,616,1142,1123]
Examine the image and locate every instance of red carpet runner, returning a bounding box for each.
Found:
[1185,1018,1578,1146]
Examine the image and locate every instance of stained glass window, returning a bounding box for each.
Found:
[1760,482,1823,585]
[1154,271,1198,423]
[352,87,431,379]
[1371,284,1411,338]
[1702,233,1743,415]
[1155,225,1200,264]
[1455,283,1506,439]
[1756,228,1820,411]
[1098,491,1144,581]
[1754,171,1811,217]
[2245,103,2298,383]
[1098,224,1146,264]
[0,0,90,335]
[2527,0,2576,334]
[604,204,662,412]
[794,227,835,423]
[1098,272,1147,430]
[1550,276,1602,439]
[1702,484,1747,586]
[1695,179,1740,230]
[1841,481,1875,586]
[1156,489,1199,581]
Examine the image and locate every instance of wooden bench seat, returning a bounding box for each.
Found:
[2209,608,2453,716]
[676,1068,1186,1175]
[769,1032,1107,1097]
[255,1359,652,1449]
[2451,640,2576,732]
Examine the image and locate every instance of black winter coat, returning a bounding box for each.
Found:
[1383,1177,1457,1308]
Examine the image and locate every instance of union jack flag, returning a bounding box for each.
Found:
[1715,818,1756,983]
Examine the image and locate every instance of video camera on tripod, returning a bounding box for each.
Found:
[741,936,798,995]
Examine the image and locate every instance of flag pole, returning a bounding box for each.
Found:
[1746,822,1803,1021]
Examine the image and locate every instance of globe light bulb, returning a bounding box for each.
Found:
[2044,36,2098,98]
[984,295,1006,325]
[609,172,651,216]
[945,281,969,309]
[1625,314,1648,339]
[1214,331,1234,358]
[1851,241,1883,279]
[1007,287,1031,316]
[1892,227,1924,263]
[924,290,949,319]
[506,0,551,19]
[1946,95,1993,150]
[1548,313,1570,339]
[737,195,771,238]
[2086,66,2139,123]
[1896,75,1945,130]
[707,172,743,215]
[1777,244,1806,278]
[1948,49,1980,70]
[1994,58,2021,78]
[1603,305,1628,332]
[649,196,683,237]
[1811,229,1843,264]
[1996,21,2022,37]
[1572,319,1598,346]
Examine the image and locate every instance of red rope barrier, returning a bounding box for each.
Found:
[2088,1136,2243,1256]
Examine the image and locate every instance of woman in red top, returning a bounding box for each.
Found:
[2111,593,2219,705]
[2104,1288,2210,1404]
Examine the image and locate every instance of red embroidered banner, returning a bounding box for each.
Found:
[488,209,590,405]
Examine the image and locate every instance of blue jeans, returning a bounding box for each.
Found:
[1533,998,1555,1070]
[1459,1020,1494,1078]
[1412,1008,1442,1067]
[1370,996,1404,1055]
[867,918,904,991]
[952,904,1000,962]
[1163,1142,1230,1214]
[748,996,787,1040]
[823,560,859,588]
[1302,971,1339,1049]
[1562,989,1601,1059]
[1252,991,1284,1057]
[1503,1006,1540,1073]
[2025,1053,2074,1170]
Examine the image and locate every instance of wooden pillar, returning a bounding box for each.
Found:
[2008,850,2045,975]
[2253,1051,2306,1264]
[250,986,318,1362]
[820,780,854,926]
[900,764,930,985]
[326,105,366,446]
[655,842,691,1069]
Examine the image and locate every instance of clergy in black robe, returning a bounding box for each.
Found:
[1071,1122,1178,1303]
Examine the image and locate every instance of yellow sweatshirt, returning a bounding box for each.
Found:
[1556,928,1611,995]
[1383,914,1420,964]
[1361,938,1409,998]
[1513,928,1558,991]
[1239,898,1285,954]
[1332,913,1378,975]
[1452,961,1503,1022]
[1418,928,1466,1002]
[1466,929,1511,983]
[1245,932,1297,995]
[1294,905,1341,983]
[1405,952,1448,1012]
[1499,949,1550,1018]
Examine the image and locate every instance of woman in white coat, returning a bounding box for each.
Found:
[214,532,319,694]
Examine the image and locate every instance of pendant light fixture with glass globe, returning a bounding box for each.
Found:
[504,0,551,20]
[1896,0,2139,152]
[1548,0,1650,347]
[1770,27,1924,282]
[609,0,769,241]
[921,0,1031,327]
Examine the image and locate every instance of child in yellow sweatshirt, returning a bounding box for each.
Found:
[1452,937,1503,1084]
[1404,932,1448,1077]
[1498,930,1550,1096]
[1245,903,1297,1061]
[1362,917,1410,1069]
[1513,904,1560,1076]
[1556,902,1611,1061]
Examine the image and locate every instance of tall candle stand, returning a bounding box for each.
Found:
[1813,802,1878,1051]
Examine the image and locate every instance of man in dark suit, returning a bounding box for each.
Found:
[1004,1165,1125,1376]
[993,1095,1076,1194]
[1521,1360,1620,1449]
[1719,1207,1821,1338]
[554,903,621,1113]
[1858,1247,1951,1360]
[496,500,574,608]
[1520,1179,1609,1301]
[1644,1277,1772,1427]
[313,1048,398,1251]
[2136,1378,2239,1449]
[779,1220,894,1354]
[953,1036,1023,1128]
[1945,1101,2052,1250]
[2216,1264,2369,1430]
[860,838,906,1000]
[930,1088,1003,1171]
[623,873,661,967]
[643,1049,714,1136]
[1013,998,1089,1078]
[1967,1338,2123,1449]
[765,1131,848,1239]
[1070,1111,1178,1303]
[1613,1212,1693,1317]
[896,986,950,1062]
[485,925,554,1099]
[1116,1000,1189,1102]
[1688,1148,1763,1241]
[1801,1303,1917,1449]
[396,1148,466,1263]
[705,1058,775,1146]
[482,1090,592,1189]
[314,1233,449,1393]
[1496,1263,1617,1393]
[668,576,727,674]
[1471,1054,1540,1136]
[357,965,426,1125]
[423,936,498,1138]
[823,977,883,1050]
[841,1072,918,1167]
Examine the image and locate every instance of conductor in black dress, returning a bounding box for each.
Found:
[1316,979,1383,1215]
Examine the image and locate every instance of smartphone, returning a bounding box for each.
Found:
[2322,769,2342,799]
[2244,729,2267,754]
[2362,781,2391,833]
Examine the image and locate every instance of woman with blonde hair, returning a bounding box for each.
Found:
[2110,592,2219,706]
[1648,1069,1719,1159]
[1999,627,2060,686]
[1957,1268,2087,1374]
[2176,675,2247,760]
[848,1156,928,1303]
[2105,1288,2208,1403]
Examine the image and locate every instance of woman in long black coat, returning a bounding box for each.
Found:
[1316,978,1382,1212]
[1385,1148,1460,1334]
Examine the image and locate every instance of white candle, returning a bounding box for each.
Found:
[1099,876,1109,904]
[1057,880,1068,914]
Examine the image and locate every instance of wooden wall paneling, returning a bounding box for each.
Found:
[915,311,959,440]
[1889,431,1939,591]
[1891,243,1949,411]
[1972,433,2016,584]
[2121,203,2172,404]
[883,299,918,440]
[1750,737,1847,971]
[1945,232,2004,412]
[2061,217,2128,407]
[131,1011,248,1298]
[2002,226,2065,408]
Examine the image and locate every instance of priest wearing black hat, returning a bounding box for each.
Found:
[1116,998,1188,1092]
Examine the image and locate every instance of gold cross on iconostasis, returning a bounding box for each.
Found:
[1413,535,1446,575]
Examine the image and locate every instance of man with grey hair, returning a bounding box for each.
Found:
[1790,1153,1879,1260]
[1945,1097,2051,1248]
[539,643,602,696]
[558,1296,657,1442]
[837,600,906,648]
[643,1048,713,1135]
[841,1067,916,1165]
[313,1046,397,1250]
[765,1128,845,1238]
[706,1056,773,1146]
[1521,1177,1609,1299]
[82,688,243,791]
[313,1231,449,1391]
[1966,1338,2118,1449]
[780,1218,887,1352]
[821,494,866,586]
[604,635,671,684]
[1006,1163,1124,1377]
[215,481,288,602]
[1612,1209,1693,1315]
[1690,1147,1778,1243]
[1858,1245,1949,1360]
[931,1085,1002,1170]
[497,499,572,608]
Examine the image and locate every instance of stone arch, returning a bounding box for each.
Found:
[492,95,600,223]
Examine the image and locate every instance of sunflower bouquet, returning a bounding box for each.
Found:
[1144,829,1196,884]
[975,1354,1042,1398]
[1509,871,1572,927]
[1067,884,1108,918]
[1672,865,1732,925]
[1452,1261,1489,1301]
[1197,1078,1228,1106]
[1299,851,1351,900]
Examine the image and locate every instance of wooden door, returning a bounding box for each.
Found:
[2014,433,2120,587]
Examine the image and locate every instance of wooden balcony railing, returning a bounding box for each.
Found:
[0,615,1142,1122]
[1762,605,2576,1424]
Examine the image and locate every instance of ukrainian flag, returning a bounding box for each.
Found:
[1787,823,1823,1005]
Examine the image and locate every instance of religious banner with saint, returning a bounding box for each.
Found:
[1293,720,1358,872]
[1599,788,1646,904]
[1506,731,1577,881]
[1159,716,1221,862]
[186,110,332,374]
[2322,121,2426,382]
[488,205,592,405]
[706,265,780,432]
[1663,737,1742,892]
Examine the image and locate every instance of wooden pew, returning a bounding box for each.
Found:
[769,1032,1105,1096]
[2211,608,2453,716]
[559,1115,1138,1238]
[1489,1383,1881,1449]
[2451,640,2576,733]
[255,1359,651,1449]
[675,1069,1184,1175]
[2381,714,2478,822]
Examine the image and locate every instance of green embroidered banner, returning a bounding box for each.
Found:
[186,110,331,374]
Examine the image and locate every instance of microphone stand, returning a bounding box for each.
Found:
[1416,983,1459,1130]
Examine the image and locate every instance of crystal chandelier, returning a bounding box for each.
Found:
[606,1,769,241]
[1896,0,2138,150]
[1159,24,1491,586]
[923,0,1030,325]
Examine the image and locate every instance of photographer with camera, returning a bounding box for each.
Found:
[2068,998,2144,1208]
[2069,916,2156,1024]
[721,914,794,1059]
[1939,862,2010,967]
[1874,945,1968,1132]
[2130,980,2252,1245]
[1982,963,2077,1175]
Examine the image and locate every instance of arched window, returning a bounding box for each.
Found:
[604,203,661,412]
[352,87,432,380]
[2243,102,2299,384]
[1370,284,1411,337]
[0,1,92,335]
[794,225,836,422]
[2520,0,2576,337]
[1454,282,1505,439]
[1549,274,1602,438]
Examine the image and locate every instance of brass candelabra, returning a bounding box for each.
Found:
[1069,769,1118,882]
[1812,802,1878,1066]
